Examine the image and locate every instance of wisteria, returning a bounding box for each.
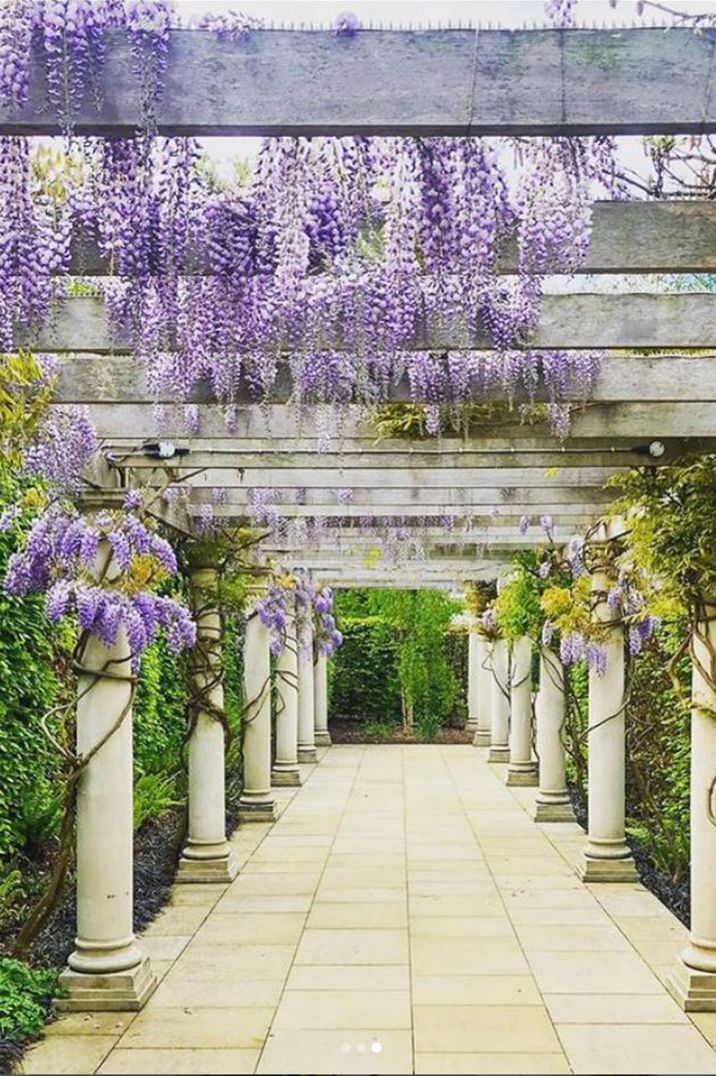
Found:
[255,572,343,657]
[3,500,195,666]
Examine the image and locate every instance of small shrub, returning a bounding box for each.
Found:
[10,781,63,859]
[363,721,395,742]
[133,773,181,832]
[0,959,57,1042]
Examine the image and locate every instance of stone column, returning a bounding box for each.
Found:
[272,598,302,787]
[577,527,637,882]
[297,619,318,763]
[534,645,576,822]
[59,543,155,1011]
[466,630,480,737]
[668,602,716,1010]
[178,567,237,883]
[506,636,538,786]
[239,603,277,822]
[488,638,510,763]
[314,649,332,746]
[473,636,492,747]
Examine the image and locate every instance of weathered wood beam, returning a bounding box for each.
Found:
[62,202,716,276]
[2,28,714,137]
[53,402,716,445]
[184,486,612,507]
[32,293,716,353]
[263,530,578,551]
[160,465,618,489]
[187,504,602,521]
[108,438,705,471]
[56,353,716,406]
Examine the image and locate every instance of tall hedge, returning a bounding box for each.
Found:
[329,615,402,723]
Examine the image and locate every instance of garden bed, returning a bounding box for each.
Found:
[329,716,472,745]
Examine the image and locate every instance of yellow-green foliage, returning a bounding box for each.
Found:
[494,569,542,641]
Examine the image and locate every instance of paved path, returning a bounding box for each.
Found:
[22,745,716,1075]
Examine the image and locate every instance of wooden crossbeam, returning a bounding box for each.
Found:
[30,293,716,353]
[187,504,601,521]
[161,465,618,489]
[2,28,714,137]
[184,486,612,507]
[59,202,716,276]
[56,353,716,406]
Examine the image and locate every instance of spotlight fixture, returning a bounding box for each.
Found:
[631,440,666,459]
[141,441,190,460]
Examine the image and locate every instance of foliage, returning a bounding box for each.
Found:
[329,614,402,724]
[494,557,543,640]
[610,457,716,609]
[0,959,58,1042]
[133,641,189,779]
[331,590,461,739]
[133,773,181,833]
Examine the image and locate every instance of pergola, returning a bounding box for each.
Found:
[9,22,716,1017]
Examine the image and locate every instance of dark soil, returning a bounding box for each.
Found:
[329,716,471,745]
[567,784,690,928]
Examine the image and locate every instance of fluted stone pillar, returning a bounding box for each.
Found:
[473,636,492,747]
[297,619,318,763]
[272,598,301,787]
[577,529,637,882]
[488,638,510,763]
[534,645,576,822]
[668,602,716,1010]
[466,631,480,737]
[59,543,155,1011]
[314,650,332,746]
[240,604,277,822]
[178,567,238,881]
[506,636,538,786]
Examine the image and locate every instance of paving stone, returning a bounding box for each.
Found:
[273,990,411,1029]
[527,951,664,994]
[415,1052,570,1073]
[194,911,306,944]
[556,1023,716,1074]
[20,1036,117,1074]
[286,965,410,991]
[295,928,409,965]
[412,975,542,1006]
[44,1013,136,1037]
[122,1007,273,1050]
[97,1048,259,1074]
[308,901,408,929]
[515,923,633,952]
[413,1004,562,1053]
[256,1028,413,1075]
[544,993,689,1024]
[411,936,530,976]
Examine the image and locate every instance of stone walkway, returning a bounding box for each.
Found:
[21,745,716,1075]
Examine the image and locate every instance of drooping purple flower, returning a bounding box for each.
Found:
[333,12,360,37]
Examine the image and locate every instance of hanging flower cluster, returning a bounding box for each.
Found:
[3,496,195,667]
[255,571,343,657]
[0,123,617,439]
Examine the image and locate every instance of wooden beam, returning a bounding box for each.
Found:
[71,401,713,440]
[32,293,716,353]
[160,465,619,489]
[61,202,716,276]
[2,28,715,137]
[184,486,612,507]
[56,353,716,406]
[188,504,602,521]
[109,448,675,471]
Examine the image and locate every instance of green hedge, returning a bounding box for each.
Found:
[329,615,402,723]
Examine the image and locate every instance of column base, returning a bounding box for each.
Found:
[464,721,479,736]
[314,731,332,746]
[298,746,318,763]
[506,766,538,787]
[577,850,638,883]
[488,745,510,763]
[534,798,576,823]
[667,953,716,1012]
[473,729,491,747]
[239,797,277,823]
[177,847,238,884]
[272,766,302,787]
[57,955,156,1012]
